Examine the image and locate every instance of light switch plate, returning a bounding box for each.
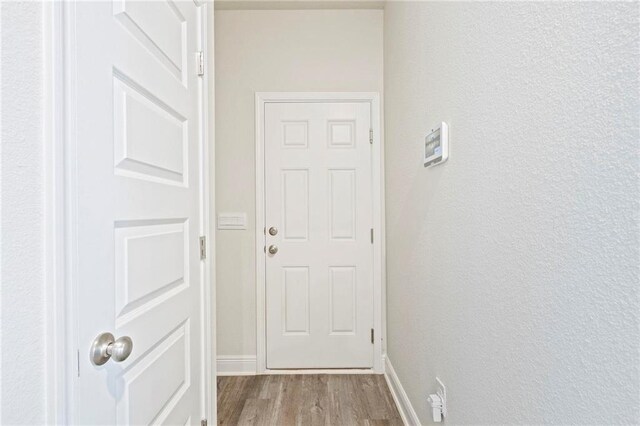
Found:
[217,213,247,230]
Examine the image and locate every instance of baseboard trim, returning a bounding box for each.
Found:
[384,356,421,426]
[261,368,376,375]
[217,355,257,376]
[217,355,381,376]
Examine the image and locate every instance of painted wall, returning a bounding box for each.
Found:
[384,2,639,424]
[0,2,47,424]
[215,9,383,357]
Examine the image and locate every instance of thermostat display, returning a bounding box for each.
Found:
[424,122,449,168]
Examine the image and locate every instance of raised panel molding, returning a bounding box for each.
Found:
[113,70,188,186]
[282,121,309,148]
[329,266,357,334]
[282,169,309,240]
[282,267,310,335]
[329,169,356,240]
[328,120,356,148]
[113,0,187,84]
[114,219,189,327]
[118,320,191,425]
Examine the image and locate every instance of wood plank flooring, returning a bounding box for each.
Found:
[217,375,403,426]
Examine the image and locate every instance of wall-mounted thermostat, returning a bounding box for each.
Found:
[424,122,449,168]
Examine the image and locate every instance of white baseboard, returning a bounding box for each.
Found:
[217,355,257,376]
[217,355,381,376]
[384,356,421,426]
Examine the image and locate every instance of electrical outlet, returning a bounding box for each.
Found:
[427,378,448,422]
[436,377,447,418]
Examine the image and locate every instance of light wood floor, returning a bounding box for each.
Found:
[217,374,403,426]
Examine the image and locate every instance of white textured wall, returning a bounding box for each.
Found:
[0,2,47,424]
[384,2,639,424]
[215,9,383,357]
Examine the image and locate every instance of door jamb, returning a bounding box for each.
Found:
[255,92,385,374]
[45,3,216,422]
[198,3,216,424]
[44,2,69,423]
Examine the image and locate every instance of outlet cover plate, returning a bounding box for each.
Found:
[436,377,447,417]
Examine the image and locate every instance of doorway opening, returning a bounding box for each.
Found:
[255,93,385,374]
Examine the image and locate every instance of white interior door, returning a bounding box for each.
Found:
[69,2,207,424]
[264,101,374,369]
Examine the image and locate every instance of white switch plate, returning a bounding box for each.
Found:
[217,213,247,230]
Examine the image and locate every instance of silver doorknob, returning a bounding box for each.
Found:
[268,226,278,236]
[90,332,133,365]
[268,245,278,255]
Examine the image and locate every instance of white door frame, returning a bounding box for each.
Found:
[44,2,216,423]
[255,92,385,375]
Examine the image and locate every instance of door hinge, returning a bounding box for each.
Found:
[369,128,373,144]
[77,349,80,377]
[200,236,207,260]
[370,228,373,244]
[196,51,204,76]
[371,328,374,344]
[201,420,208,426]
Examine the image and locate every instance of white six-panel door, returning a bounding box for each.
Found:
[264,102,374,369]
[69,1,207,424]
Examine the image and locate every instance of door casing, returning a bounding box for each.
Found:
[44,2,215,423]
[255,92,385,375]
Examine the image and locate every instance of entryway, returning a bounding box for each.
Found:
[255,93,384,373]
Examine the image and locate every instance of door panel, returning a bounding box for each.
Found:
[113,73,188,185]
[265,102,373,369]
[283,267,310,334]
[329,169,356,240]
[329,266,357,334]
[282,169,309,241]
[71,1,205,424]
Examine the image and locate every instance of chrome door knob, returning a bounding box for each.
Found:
[268,245,278,255]
[90,332,133,365]
[268,226,278,236]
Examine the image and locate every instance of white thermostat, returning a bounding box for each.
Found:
[424,122,449,168]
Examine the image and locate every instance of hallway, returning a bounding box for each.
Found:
[1,1,638,424]
[217,375,403,425]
